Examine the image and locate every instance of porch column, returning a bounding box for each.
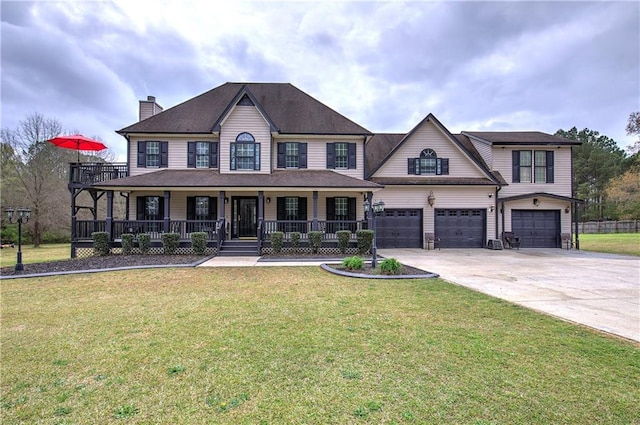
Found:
[163,191,171,233]
[70,190,77,258]
[106,190,114,241]
[366,191,373,229]
[120,192,129,220]
[219,191,226,221]
[258,191,264,222]
[312,191,318,231]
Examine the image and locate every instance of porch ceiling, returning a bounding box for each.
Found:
[93,169,383,192]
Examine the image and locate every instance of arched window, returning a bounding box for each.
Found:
[408,148,449,175]
[231,132,260,170]
[419,149,438,174]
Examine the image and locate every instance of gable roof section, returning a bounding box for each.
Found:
[365,133,405,178]
[118,83,372,136]
[463,131,580,146]
[365,113,500,184]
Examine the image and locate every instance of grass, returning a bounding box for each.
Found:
[579,233,640,256]
[1,267,638,424]
[0,243,71,268]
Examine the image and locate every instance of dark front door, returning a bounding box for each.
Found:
[233,197,258,238]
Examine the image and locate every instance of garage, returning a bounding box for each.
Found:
[512,210,560,248]
[435,209,486,248]
[376,209,423,248]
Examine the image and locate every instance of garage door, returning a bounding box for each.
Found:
[376,209,423,248]
[512,210,560,248]
[435,209,486,248]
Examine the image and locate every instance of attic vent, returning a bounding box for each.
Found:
[237,94,254,106]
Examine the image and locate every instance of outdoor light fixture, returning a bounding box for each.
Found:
[5,207,31,271]
[224,197,229,204]
[266,197,271,204]
[427,191,436,207]
[489,205,495,213]
[565,205,571,214]
[363,199,385,268]
[533,198,540,206]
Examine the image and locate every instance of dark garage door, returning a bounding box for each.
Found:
[435,209,486,248]
[512,210,560,248]
[376,209,423,248]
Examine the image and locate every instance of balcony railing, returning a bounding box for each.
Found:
[69,162,128,185]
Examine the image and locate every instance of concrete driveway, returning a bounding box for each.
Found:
[378,248,640,342]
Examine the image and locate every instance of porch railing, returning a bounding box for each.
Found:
[74,219,222,241]
[261,220,368,241]
[69,162,128,185]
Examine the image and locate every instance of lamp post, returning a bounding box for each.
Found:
[363,199,385,268]
[6,207,31,271]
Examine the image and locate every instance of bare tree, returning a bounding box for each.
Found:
[1,113,69,246]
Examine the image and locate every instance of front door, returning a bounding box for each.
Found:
[232,197,258,238]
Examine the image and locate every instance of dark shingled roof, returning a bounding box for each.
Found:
[95,169,382,190]
[463,131,580,146]
[370,177,498,186]
[452,134,489,169]
[365,133,405,178]
[119,83,371,136]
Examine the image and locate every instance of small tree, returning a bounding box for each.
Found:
[138,234,151,254]
[336,230,351,254]
[121,233,134,255]
[191,232,207,255]
[308,231,323,254]
[290,232,301,253]
[271,231,284,253]
[356,230,374,255]
[92,231,110,256]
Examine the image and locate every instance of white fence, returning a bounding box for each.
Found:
[578,220,640,234]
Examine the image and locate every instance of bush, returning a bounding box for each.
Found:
[271,231,284,253]
[138,233,151,254]
[356,230,374,255]
[290,232,301,253]
[121,233,134,255]
[342,256,364,270]
[336,230,351,254]
[308,231,323,253]
[191,232,207,255]
[380,257,403,275]
[162,233,180,254]
[0,225,17,243]
[92,231,110,256]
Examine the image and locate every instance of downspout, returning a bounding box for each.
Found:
[571,146,580,250]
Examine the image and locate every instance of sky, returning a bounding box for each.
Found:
[2,0,638,161]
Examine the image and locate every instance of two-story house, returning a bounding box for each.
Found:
[72,82,580,256]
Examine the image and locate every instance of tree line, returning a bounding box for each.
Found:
[1,112,638,247]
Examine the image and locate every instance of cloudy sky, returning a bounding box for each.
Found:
[2,0,638,161]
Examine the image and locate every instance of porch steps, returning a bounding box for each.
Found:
[218,240,260,257]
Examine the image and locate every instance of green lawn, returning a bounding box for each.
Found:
[579,233,640,256]
[1,268,638,424]
[0,244,71,268]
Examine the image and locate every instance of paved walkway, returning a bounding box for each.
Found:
[200,249,640,342]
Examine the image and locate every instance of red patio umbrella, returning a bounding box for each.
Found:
[48,134,108,162]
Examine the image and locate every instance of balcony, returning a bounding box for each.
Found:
[69,162,128,187]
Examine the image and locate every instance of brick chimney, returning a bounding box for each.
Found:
[139,95,163,121]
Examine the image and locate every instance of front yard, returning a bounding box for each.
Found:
[2,267,638,424]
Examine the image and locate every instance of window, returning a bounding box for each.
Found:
[326,197,356,232]
[186,196,217,221]
[513,150,554,183]
[188,142,218,168]
[285,197,299,219]
[334,197,348,218]
[277,142,307,168]
[136,196,164,232]
[231,132,260,170]
[146,196,160,218]
[407,149,449,175]
[326,142,356,169]
[277,197,308,232]
[137,141,168,168]
[195,197,209,219]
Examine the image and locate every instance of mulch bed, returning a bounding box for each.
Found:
[0,255,206,276]
[327,263,431,276]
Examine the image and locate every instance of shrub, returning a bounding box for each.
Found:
[162,233,180,254]
[290,232,301,253]
[356,230,374,255]
[342,256,364,270]
[308,231,323,253]
[121,233,134,255]
[191,232,207,255]
[380,257,402,275]
[138,233,151,254]
[336,230,351,254]
[271,231,284,253]
[92,231,110,256]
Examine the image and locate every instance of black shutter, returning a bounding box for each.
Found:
[347,198,356,221]
[277,197,286,221]
[230,143,236,170]
[408,158,418,175]
[299,197,307,220]
[186,197,195,220]
[437,158,449,175]
[277,143,286,168]
[158,197,164,219]
[326,143,335,169]
[210,142,218,168]
[136,197,145,220]
[187,142,196,168]
[348,143,357,169]
[160,141,169,168]
[512,151,520,183]
[299,143,307,169]
[137,142,146,167]
[210,197,218,220]
[326,197,335,220]
[546,151,554,183]
[254,143,261,170]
